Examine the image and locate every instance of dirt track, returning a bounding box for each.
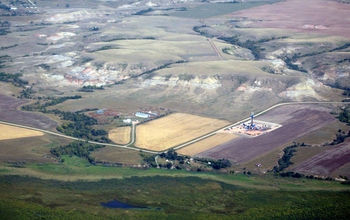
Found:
[196,105,336,163]
[292,139,350,176]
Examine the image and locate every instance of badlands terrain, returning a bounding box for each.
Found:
[1,0,350,219]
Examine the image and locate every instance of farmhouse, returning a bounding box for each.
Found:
[135,112,150,118]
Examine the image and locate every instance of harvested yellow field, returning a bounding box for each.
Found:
[177,133,238,156]
[0,124,44,140]
[135,113,230,151]
[108,126,131,144]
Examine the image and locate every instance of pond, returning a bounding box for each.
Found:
[100,200,148,209]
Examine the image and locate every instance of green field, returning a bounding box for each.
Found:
[0,168,349,219]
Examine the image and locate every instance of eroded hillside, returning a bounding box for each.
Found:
[0,0,348,120]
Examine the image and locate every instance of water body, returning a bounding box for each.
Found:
[100,200,148,209]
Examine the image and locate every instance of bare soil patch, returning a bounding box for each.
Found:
[231,0,350,38]
[0,95,57,130]
[196,105,336,164]
[291,139,350,176]
[108,126,131,145]
[135,113,230,151]
[0,124,44,140]
[177,133,238,157]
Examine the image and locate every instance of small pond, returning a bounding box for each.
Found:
[100,200,148,209]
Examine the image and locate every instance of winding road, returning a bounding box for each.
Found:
[0,101,348,154]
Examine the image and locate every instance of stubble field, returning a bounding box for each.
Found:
[108,126,131,145]
[0,124,44,140]
[177,133,238,156]
[135,113,230,151]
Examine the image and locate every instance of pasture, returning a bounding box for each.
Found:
[91,147,142,165]
[135,113,230,151]
[108,126,131,145]
[0,134,63,163]
[0,124,44,140]
[177,133,238,156]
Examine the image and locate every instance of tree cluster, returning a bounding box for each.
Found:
[78,85,104,92]
[0,72,28,87]
[22,95,82,111]
[217,35,286,60]
[195,157,232,170]
[338,107,350,124]
[50,141,103,165]
[272,143,299,173]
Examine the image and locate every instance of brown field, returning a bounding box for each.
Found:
[291,139,350,177]
[0,135,56,163]
[177,133,238,157]
[0,124,44,140]
[135,113,230,151]
[196,104,337,164]
[0,95,57,130]
[108,126,131,145]
[91,147,142,165]
[231,0,350,38]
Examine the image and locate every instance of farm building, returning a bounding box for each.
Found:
[96,108,107,114]
[135,112,150,118]
[123,119,132,124]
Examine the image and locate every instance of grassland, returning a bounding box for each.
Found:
[177,133,238,156]
[0,134,70,163]
[108,126,131,144]
[135,113,230,151]
[0,124,44,140]
[0,167,349,220]
[91,147,142,165]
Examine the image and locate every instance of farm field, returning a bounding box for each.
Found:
[0,135,57,163]
[135,113,230,151]
[291,139,350,176]
[91,147,142,165]
[230,0,350,38]
[177,133,238,156]
[0,124,44,140]
[0,95,57,130]
[196,104,337,164]
[108,126,131,145]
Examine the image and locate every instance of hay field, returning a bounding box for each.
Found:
[108,126,131,145]
[0,124,44,140]
[177,133,238,156]
[135,113,230,151]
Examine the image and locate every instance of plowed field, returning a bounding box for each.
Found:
[0,95,57,130]
[292,140,350,176]
[196,105,336,164]
[135,113,230,151]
